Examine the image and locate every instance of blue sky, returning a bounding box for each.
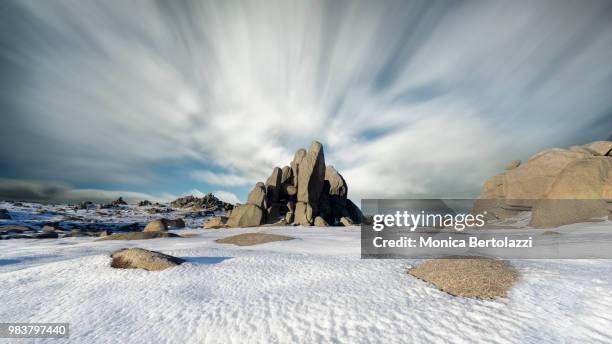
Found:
[0,0,611,204]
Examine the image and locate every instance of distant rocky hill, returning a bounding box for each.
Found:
[227,141,362,227]
[170,194,233,212]
[475,141,612,228]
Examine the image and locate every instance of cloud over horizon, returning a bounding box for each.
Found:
[1,0,611,203]
[0,178,176,204]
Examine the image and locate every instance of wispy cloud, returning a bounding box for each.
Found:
[189,171,253,187]
[1,0,611,202]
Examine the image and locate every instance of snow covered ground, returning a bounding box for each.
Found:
[1,202,612,343]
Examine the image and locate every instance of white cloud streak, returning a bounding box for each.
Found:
[189,171,253,187]
[1,0,611,201]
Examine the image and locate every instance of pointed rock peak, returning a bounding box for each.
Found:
[293,148,307,163]
[308,141,324,154]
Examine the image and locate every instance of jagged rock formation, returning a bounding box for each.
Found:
[475,141,612,228]
[228,141,363,227]
[170,193,233,212]
[99,197,127,209]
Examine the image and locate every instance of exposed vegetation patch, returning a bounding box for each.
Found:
[97,232,181,241]
[215,233,294,246]
[408,256,519,299]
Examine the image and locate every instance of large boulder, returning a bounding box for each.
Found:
[325,166,347,199]
[545,158,612,199]
[227,204,264,227]
[266,167,282,203]
[504,149,591,204]
[280,166,293,186]
[247,182,267,209]
[297,141,326,211]
[144,219,167,232]
[293,201,312,226]
[110,248,185,271]
[475,141,612,228]
[529,158,612,227]
[203,217,227,229]
[290,149,307,187]
[530,199,608,228]
[324,166,348,220]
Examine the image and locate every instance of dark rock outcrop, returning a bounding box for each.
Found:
[99,197,127,209]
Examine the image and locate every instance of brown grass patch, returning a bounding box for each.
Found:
[408,256,518,299]
[215,232,294,246]
[97,232,181,241]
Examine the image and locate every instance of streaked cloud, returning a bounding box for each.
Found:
[1,0,611,203]
[189,171,253,187]
[0,179,175,204]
